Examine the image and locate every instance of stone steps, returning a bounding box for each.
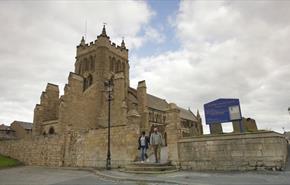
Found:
[121,161,178,174]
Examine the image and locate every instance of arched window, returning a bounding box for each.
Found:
[83,74,93,91]
[112,57,116,72]
[122,63,125,72]
[78,63,81,74]
[83,77,87,90]
[90,56,94,71]
[116,61,121,72]
[49,127,55,135]
[87,74,93,86]
[81,61,84,73]
[110,58,113,72]
[83,58,88,71]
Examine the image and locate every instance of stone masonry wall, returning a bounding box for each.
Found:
[0,135,65,167]
[178,131,288,171]
[0,124,139,168]
[63,124,139,168]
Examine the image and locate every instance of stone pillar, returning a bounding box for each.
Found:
[165,103,181,166]
[232,120,244,133]
[112,72,126,126]
[32,104,43,136]
[44,83,60,121]
[233,118,258,133]
[127,109,141,126]
[137,80,149,132]
[196,110,203,135]
[127,109,141,161]
[209,123,223,134]
[244,118,258,132]
[67,72,84,95]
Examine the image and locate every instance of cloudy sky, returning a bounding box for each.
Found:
[0,0,290,133]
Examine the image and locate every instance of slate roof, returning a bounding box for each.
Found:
[147,94,197,121]
[128,87,197,121]
[178,107,198,122]
[0,124,11,131]
[147,94,169,111]
[12,121,33,130]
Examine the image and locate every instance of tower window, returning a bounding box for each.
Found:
[90,55,95,71]
[110,57,116,72]
[49,127,55,135]
[87,74,93,86]
[83,74,93,91]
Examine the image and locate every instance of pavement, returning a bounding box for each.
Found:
[96,168,290,185]
[0,166,147,185]
[1,166,290,185]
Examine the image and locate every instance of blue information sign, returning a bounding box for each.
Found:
[204,98,242,125]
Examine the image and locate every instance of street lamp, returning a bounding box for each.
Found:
[104,76,114,170]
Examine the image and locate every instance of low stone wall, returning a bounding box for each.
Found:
[0,135,65,166]
[0,124,139,168]
[178,131,288,171]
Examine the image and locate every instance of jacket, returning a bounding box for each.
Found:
[138,135,149,149]
[150,132,163,145]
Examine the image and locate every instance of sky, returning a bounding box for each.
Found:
[0,0,290,134]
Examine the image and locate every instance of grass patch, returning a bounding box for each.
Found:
[0,155,22,168]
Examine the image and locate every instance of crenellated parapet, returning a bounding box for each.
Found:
[74,26,129,98]
[76,26,128,60]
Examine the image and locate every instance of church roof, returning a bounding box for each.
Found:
[147,94,197,121]
[147,94,169,111]
[178,107,198,122]
[128,87,197,121]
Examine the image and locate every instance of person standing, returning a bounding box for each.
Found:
[138,131,149,163]
[150,127,163,163]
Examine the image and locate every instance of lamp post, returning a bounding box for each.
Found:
[104,76,114,170]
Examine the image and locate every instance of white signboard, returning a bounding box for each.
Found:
[229,105,241,121]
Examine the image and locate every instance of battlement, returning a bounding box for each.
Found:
[76,26,128,59]
[77,39,128,58]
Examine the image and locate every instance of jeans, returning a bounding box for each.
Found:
[140,146,146,161]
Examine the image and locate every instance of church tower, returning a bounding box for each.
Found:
[58,25,130,131]
[74,25,129,91]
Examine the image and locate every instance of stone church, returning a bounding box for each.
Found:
[32,26,203,138]
[0,26,287,171]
